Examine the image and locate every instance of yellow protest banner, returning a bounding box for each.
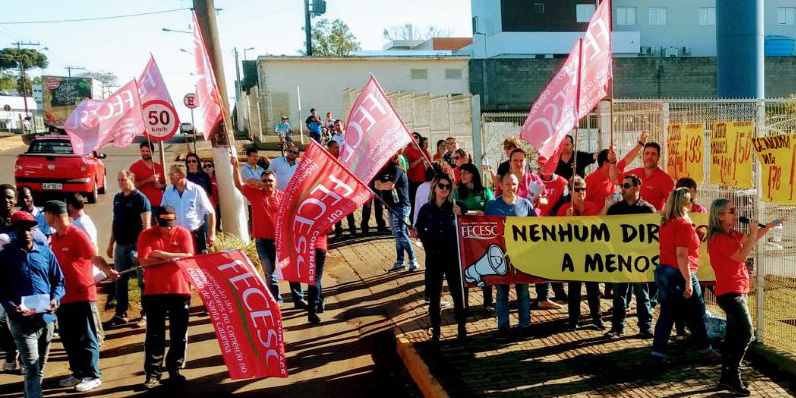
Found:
[503,213,713,283]
[666,123,705,183]
[752,134,796,205]
[709,122,754,189]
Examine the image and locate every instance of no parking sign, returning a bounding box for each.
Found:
[142,100,179,142]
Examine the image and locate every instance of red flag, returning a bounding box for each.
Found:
[520,40,582,162]
[578,0,612,118]
[276,141,373,283]
[177,250,287,379]
[64,79,146,156]
[339,75,414,184]
[138,55,175,105]
[192,12,224,140]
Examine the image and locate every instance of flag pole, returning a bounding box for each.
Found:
[573,39,584,179]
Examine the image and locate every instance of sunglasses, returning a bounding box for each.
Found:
[262,179,275,183]
[186,159,198,164]
[203,164,214,168]
[622,183,635,189]
[572,187,586,193]
[437,183,452,190]
[288,150,299,154]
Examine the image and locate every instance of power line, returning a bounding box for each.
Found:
[0,8,191,25]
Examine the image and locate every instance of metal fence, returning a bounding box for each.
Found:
[480,99,796,356]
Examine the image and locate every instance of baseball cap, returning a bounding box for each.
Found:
[153,206,177,227]
[10,211,38,228]
[281,115,289,120]
[43,200,68,215]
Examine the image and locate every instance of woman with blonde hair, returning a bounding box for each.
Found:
[651,188,714,363]
[707,199,781,395]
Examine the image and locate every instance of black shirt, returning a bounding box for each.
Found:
[415,200,468,255]
[556,150,596,180]
[112,190,152,244]
[607,198,656,215]
[187,171,213,200]
[375,163,410,207]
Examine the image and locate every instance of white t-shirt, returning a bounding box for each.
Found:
[413,181,432,226]
[268,156,299,192]
[73,213,98,247]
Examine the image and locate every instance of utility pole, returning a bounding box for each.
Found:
[64,65,85,78]
[304,0,312,56]
[194,0,249,242]
[12,41,40,122]
[233,47,242,133]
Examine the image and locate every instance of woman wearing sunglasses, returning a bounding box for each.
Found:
[707,199,781,395]
[412,173,468,343]
[184,153,214,208]
[652,188,715,364]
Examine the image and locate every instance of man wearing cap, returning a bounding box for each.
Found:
[137,206,195,389]
[231,156,307,308]
[267,146,300,192]
[105,170,152,328]
[44,200,118,392]
[161,164,216,254]
[0,211,64,398]
[274,115,293,147]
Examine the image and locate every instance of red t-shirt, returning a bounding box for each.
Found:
[659,218,701,273]
[241,186,282,240]
[622,167,674,210]
[584,160,625,210]
[539,174,568,216]
[404,146,429,183]
[130,159,165,207]
[137,226,195,296]
[709,230,749,295]
[556,201,600,217]
[691,203,707,213]
[51,225,96,304]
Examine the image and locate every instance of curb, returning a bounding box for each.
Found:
[749,342,796,379]
[394,331,449,398]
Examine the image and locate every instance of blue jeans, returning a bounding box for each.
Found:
[496,284,531,329]
[388,204,415,264]
[255,238,304,304]
[114,243,143,318]
[9,317,54,398]
[308,249,326,314]
[56,302,100,379]
[717,293,754,372]
[652,266,711,357]
[611,283,652,333]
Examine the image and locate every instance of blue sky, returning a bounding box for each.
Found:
[1,0,472,121]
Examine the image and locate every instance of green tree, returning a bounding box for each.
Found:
[0,48,49,71]
[301,18,361,56]
[0,71,16,91]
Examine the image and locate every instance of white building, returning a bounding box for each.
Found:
[0,95,37,131]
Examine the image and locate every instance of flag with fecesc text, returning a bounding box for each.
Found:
[338,75,414,184]
[177,250,287,379]
[276,141,372,283]
[578,0,613,118]
[64,79,146,156]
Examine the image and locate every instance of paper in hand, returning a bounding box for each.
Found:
[20,294,51,314]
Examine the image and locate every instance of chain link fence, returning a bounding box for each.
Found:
[480,99,796,356]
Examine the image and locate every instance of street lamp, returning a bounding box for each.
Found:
[180,48,194,55]
[162,27,191,34]
[243,47,255,61]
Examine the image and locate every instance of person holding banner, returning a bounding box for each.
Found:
[603,174,656,339]
[485,172,536,341]
[377,154,420,272]
[707,200,780,396]
[412,173,468,342]
[652,188,714,364]
[137,206,195,389]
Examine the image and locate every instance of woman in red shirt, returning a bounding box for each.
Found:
[652,188,714,363]
[707,199,778,395]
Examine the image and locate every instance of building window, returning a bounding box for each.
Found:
[698,7,716,25]
[445,69,463,79]
[472,17,478,34]
[649,7,668,26]
[411,69,428,80]
[616,7,636,26]
[778,7,796,25]
[534,3,544,14]
[576,4,596,22]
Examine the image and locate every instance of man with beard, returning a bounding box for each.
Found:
[130,141,166,208]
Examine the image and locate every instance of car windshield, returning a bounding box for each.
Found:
[28,140,74,155]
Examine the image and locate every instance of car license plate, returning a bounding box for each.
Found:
[42,183,62,190]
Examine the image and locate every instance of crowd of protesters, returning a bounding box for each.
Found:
[0,120,779,397]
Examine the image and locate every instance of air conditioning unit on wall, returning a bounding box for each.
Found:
[665,46,679,57]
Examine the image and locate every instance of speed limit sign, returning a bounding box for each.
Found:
[183,93,197,109]
[142,100,179,142]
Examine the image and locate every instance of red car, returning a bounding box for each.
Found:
[15,135,107,203]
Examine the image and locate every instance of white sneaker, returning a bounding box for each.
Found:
[59,375,81,387]
[75,377,102,392]
[2,361,17,372]
[408,260,421,271]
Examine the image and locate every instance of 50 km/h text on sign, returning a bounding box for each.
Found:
[143,100,179,142]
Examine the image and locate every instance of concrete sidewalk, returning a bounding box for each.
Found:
[329,240,796,398]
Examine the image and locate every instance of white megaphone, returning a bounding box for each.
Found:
[464,244,508,287]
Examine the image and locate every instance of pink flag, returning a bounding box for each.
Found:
[64,79,146,156]
[520,40,582,162]
[578,0,612,118]
[138,55,175,105]
[276,141,372,284]
[192,12,224,140]
[177,250,287,379]
[338,75,414,183]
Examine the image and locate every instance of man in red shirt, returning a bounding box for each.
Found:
[584,148,622,210]
[230,156,306,309]
[405,132,430,219]
[621,141,674,211]
[44,200,117,393]
[137,206,194,389]
[130,141,166,207]
[535,156,569,304]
